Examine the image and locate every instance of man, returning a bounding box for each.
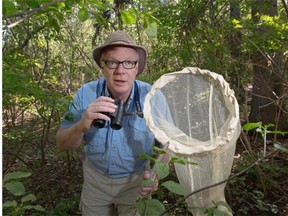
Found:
[56,31,159,215]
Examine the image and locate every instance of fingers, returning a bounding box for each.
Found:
[142,170,151,180]
[81,96,117,129]
[139,170,159,198]
[88,97,117,118]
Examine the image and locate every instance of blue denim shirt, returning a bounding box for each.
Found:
[60,77,155,178]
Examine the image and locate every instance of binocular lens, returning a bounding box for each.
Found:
[92,119,106,128]
[93,99,125,130]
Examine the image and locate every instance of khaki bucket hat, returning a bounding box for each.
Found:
[93,31,147,75]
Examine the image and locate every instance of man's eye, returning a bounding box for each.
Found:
[124,61,133,66]
[108,61,117,65]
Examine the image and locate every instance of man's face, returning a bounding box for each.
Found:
[101,46,139,101]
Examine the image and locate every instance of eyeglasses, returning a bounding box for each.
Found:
[102,60,138,69]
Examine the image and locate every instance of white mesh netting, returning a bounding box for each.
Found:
[144,67,241,215]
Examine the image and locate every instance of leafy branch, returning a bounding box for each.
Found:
[242,122,288,156]
[3,0,66,28]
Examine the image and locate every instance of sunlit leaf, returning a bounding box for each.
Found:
[78,8,89,22]
[242,122,262,132]
[121,10,136,24]
[145,22,157,37]
[57,2,66,9]
[34,62,42,68]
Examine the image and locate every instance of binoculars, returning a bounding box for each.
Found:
[92,99,125,130]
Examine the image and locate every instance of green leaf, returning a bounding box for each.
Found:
[153,146,166,154]
[96,12,109,28]
[3,171,31,183]
[146,199,166,215]
[141,179,154,187]
[3,200,18,208]
[78,8,89,22]
[121,10,136,24]
[38,107,47,115]
[23,204,45,211]
[135,198,147,215]
[57,2,66,9]
[171,156,198,166]
[155,162,169,180]
[48,16,60,32]
[3,0,18,16]
[274,143,288,154]
[263,123,274,129]
[27,0,40,8]
[145,22,157,37]
[70,102,78,109]
[21,194,37,203]
[64,112,74,121]
[267,130,288,135]
[214,200,233,212]
[138,153,156,162]
[136,198,165,216]
[161,180,187,196]
[213,209,231,216]
[89,1,109,10]
[242,122,262,132]
[4,181,26,196]
[34,62,42,68]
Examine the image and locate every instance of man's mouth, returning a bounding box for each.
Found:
[114,80,125,84]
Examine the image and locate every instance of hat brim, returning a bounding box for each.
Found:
[93,42,147,75]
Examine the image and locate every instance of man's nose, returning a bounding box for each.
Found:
[114,63,125,73]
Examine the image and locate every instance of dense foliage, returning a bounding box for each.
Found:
[2,0,288,215]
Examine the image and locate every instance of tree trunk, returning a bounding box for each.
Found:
[249,0,288,133]
[229,0,243,97]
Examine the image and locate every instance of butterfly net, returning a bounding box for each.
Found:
[143,67,241,215]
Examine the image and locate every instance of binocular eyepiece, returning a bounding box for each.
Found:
[92,99,125,130]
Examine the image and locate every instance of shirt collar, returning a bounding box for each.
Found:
[102,79,135,110]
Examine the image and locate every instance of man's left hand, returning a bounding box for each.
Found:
[139,170,159,198]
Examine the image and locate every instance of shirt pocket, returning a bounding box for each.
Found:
[84,128,107,155]
[122,118,154,157]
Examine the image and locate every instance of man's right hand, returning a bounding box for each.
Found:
[80,96,117,132]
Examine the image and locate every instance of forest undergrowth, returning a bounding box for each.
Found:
[2,122,288,216]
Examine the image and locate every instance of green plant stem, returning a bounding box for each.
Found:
[240,130,267,195]
[159,149,279,216]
